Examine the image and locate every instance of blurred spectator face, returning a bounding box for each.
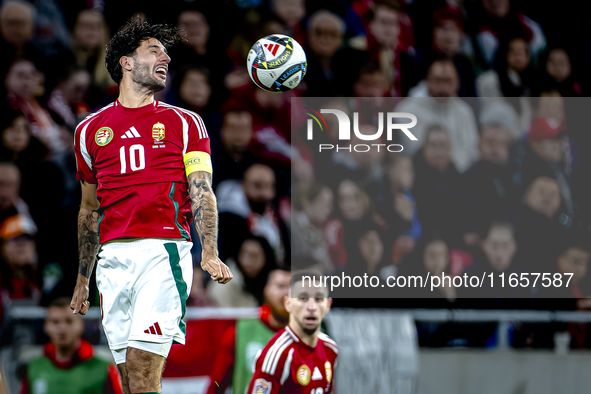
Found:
[243,164,276,214]
[433,20,462,57]
[479,124,510,164]
[337,180,369,221]
[255,89,285,110]
[74,10,105,49]
[264,270,291,320]
[389,156,414,190]
[178,11,209,50]
[358,230,384,268]
[558,247,590,285]
[354,70,388,97]
[221,111,253,155]
[2,115,31,154]
[308,13,343,60]
[0,1,34,48]
[531,138,563,163]
[537,92,565,123]
[370,5,400,49]
[45,305,84,348]
[507,38,530,72]
[61,70,91,107]
[525,176,561,218]
[179,69,211,109]
[546,49,571,83]
[426,61,459,98]
[2,235,36,270]
[303,187,333,227]
[272,0,305,28]
[0,163,20,210]
[237,239,266,278]
[5,59,37,100]
[423,128,451,172]
[482,225,517,272]
[423,239,448,276]
[482,0,510,18]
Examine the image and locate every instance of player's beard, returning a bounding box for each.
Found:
[131,61,166,93]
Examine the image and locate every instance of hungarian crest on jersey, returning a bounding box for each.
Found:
[95,127,113,146]
[152,122,165,141]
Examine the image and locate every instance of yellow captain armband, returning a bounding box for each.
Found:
[183,151,213,176]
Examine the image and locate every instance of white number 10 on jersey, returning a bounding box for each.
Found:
[120,144,145,173]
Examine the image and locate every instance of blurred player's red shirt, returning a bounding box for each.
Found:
[247,326,338,394]
[74,100,210,243]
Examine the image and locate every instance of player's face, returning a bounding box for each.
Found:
[286,281,331,335]
[130,38,171,92]
[45,306,84,348]
[264,270,291,319]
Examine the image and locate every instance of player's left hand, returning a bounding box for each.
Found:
[201,253,233,284]
[71,275,91,315]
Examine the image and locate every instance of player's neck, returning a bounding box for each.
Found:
[118,79,155,108]
[289,322,319,348]
[54,340,80,363]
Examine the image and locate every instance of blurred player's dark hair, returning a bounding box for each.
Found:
[105,18,185,84]
[290,269,328,295]
[48,297,72,308]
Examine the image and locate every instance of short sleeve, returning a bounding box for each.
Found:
[246,341,288,394]
[185,111,211,155]
[74,118,97,184]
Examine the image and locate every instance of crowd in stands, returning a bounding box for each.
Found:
[1,0,591,349]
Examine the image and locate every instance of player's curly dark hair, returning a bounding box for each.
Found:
[105,19,185,84]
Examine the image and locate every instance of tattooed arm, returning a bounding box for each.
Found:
[188,171,232,284]
[70,181,100,315]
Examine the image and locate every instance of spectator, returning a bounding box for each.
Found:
[292,183,334,273]
[208,236,276,308]
[304,9,354,96]
[170,66,212,122]
[417,5,476,97]
[217,163,289,265]
[325,178,386,270]
[353,62,390,98]
[20,297,123,394]
[5,59,67,155]
[71,9,114,104]
[466,0,546,73]
[0,162,29,224]
[536,47,583,97]
[383,155,421,264]
[47,67,91,130]
[397,58,480,173]
[464,120,519,237]
[412,125,474,247]
[207,269,291,394]
[271,0,305,31]
[345,222,390,278]
[0,214,39,304]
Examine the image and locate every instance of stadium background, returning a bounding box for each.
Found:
[2,0,591,393]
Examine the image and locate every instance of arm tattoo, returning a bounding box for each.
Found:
[77,207,99,278]
[188,172,218,255]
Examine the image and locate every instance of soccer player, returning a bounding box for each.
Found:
[69,20,233,394]
[247,271,337,394]
[207,268,291,394]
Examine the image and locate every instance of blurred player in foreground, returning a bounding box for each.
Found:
[70,19,232,394]
[247,271,337,394]
[208,268,291,394]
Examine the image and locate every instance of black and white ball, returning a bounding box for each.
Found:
[247,34,307,92]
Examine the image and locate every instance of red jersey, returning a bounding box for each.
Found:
[247,326,338,394]
[74,100,210,243]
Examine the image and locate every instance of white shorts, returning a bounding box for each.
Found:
[96,238,193,363]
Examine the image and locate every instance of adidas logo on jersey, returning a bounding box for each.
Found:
[121,127,141,139]
[312,366,323,381]
[144,322,162,335]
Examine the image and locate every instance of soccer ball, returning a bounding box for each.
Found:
[247,34,307,92]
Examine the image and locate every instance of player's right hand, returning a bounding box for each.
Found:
[70,275,91,315]
[201,253,233,284]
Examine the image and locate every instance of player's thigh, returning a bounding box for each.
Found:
[129,240,193,347]
[96,244,133,358]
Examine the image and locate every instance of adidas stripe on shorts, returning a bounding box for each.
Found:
[96,238,193,362]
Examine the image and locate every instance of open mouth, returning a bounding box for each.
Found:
[304,316,318,324]
[155,66,168,79]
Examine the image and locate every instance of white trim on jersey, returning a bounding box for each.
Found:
[262,332,289,374]
[280,348,294,385]
[159,102,209,139]
[79,119,96,170]
[163,107,189,155]
[324,342,339,355]
[285,326,300,342]
[269,338,293,375]
[318,333,337,347]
